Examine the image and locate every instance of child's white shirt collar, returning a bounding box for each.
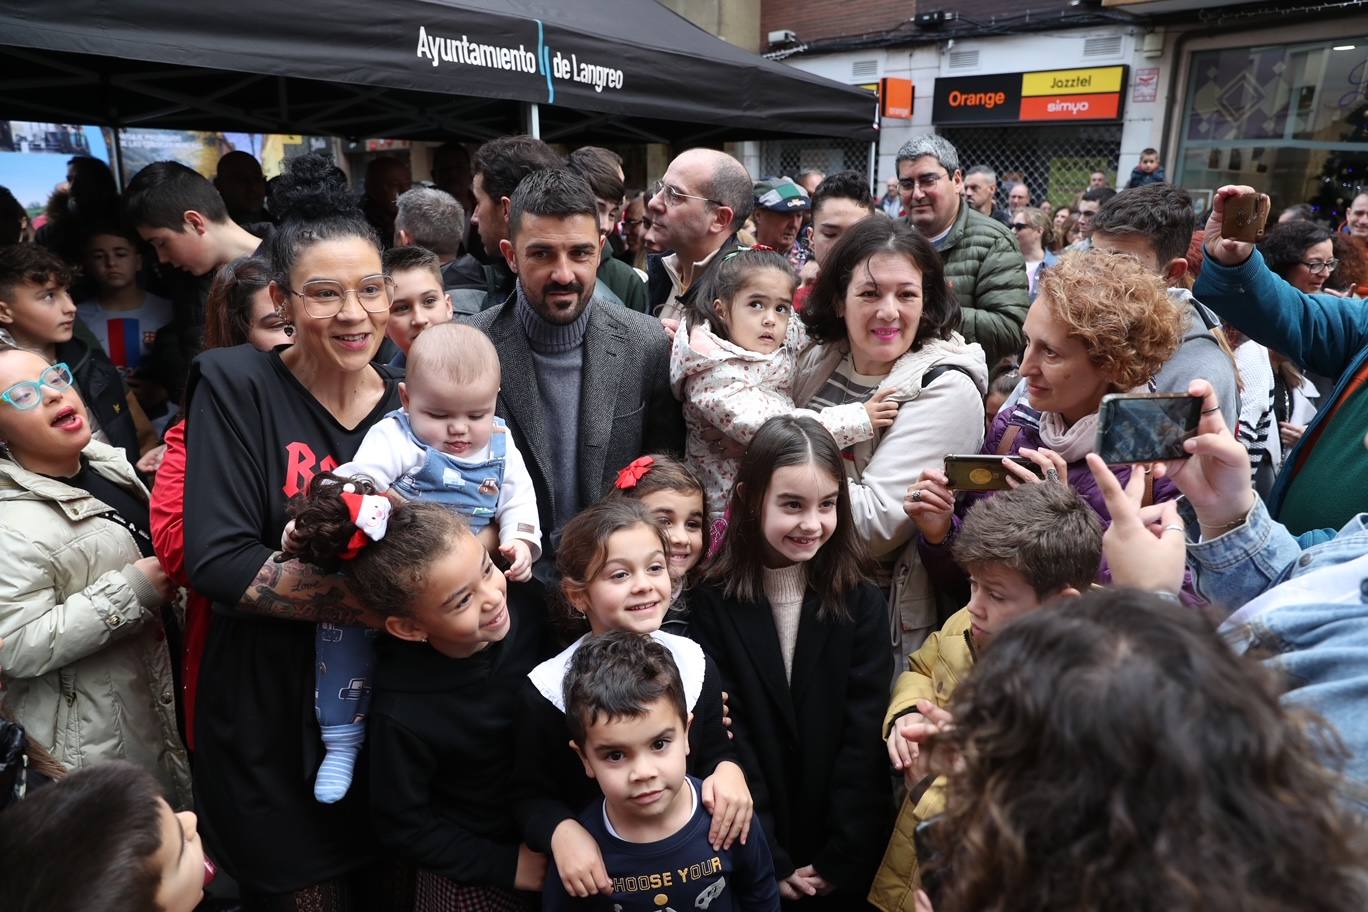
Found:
[527,630,706,713]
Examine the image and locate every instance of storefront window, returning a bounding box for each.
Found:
[1178,39,1368,223]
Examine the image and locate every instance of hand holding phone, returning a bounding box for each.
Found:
[1220,189,1270,242]
[943,454,1045,492]
[1094,393,1202,465]
[905,469,956,544]
[1204,185,1270,268]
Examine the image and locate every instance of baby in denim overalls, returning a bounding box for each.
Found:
[309,322,541,802]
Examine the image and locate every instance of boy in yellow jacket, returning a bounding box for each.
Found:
[869,482,1103,912]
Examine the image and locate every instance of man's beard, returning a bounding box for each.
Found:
[531,280,589,324]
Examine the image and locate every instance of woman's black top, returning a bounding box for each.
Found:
[182,345,401,894]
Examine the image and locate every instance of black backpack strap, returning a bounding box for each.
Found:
[921,363,975,390]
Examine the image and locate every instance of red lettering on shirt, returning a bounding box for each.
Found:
[282,442,339,498]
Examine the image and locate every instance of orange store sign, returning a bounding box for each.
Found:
[932,66,1127,125]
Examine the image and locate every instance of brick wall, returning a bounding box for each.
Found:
[761,0,913,45]
[761,0,1082,47]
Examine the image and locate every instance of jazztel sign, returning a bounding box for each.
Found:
[933,66,1127,125]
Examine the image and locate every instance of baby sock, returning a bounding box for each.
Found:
[314,721,366,804]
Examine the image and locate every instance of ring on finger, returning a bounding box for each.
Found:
[911,489,923,503]
[1162,524,1186,535]
[1045,468,1061,482]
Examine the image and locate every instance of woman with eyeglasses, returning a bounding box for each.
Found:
[0,343,189,806]
[1256,221,1341,452]
[1010,207,1056,302]
[180,153,408,910]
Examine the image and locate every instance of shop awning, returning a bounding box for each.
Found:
[0,0,878,144]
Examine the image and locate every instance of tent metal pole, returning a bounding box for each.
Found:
[867,140,876,193]
[525,102,541,139]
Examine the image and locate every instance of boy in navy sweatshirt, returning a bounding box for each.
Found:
[544,631,779,911]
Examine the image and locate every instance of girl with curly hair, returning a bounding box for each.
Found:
[916,589,1368,912]
[905,250,1196,599]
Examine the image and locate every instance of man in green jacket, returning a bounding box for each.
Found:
[895,135,1029,366]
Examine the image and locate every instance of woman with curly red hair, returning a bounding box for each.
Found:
[904,250,1193,598]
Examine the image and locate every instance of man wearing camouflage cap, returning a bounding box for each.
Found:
[753,176,812,269]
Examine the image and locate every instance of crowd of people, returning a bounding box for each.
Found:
[1,129,1368,912]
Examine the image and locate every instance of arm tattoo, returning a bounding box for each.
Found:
[240,554,375,626]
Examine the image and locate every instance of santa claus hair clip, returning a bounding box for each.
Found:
[339,483,392,560]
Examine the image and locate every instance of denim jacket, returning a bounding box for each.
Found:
[1189,499,1368,806]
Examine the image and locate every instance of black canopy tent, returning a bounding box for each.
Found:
[0,0,877,149]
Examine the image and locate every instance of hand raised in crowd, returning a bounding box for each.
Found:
[1087,455,1186,596]
[701,760,753,851]
[499,540,533,582]
[1162,379,1256,538]
[132,556,178,604]
[1279,421,1306,449]
[660,317,680,342]
[864,388,900,430]
[1202,184,1269,268]
[1006,446,1068,488]
[513,844,548,892]
[904,469,955,545]
[136,443,167,475]
[549,819,613,897]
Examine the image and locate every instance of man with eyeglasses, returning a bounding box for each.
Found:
[617,192,652,271]
[1198,184,1368,536]
[567,146,650,314]
[463,168,683,574]
[894,135,1028,367]
[644,148,753,323]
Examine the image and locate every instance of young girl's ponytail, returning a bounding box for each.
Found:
[288,472,469,617]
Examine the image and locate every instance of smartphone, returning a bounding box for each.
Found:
[1094,392,1202,465]
[1220,190,1270,242]
[914,816,948,907]
[944,454,1044,492]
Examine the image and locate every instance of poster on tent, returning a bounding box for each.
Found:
[0,121,114,218]
[117,130,333,180]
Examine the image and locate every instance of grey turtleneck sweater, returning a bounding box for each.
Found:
[516,283,591,533]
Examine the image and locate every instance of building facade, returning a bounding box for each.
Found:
[758,0,1368,220]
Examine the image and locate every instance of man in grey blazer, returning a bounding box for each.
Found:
[463,168,684,576]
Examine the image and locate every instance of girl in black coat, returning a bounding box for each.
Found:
[288,473,554,912]
[689,415,893,909]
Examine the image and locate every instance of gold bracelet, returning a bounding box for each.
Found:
[1199,517,1246,537]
